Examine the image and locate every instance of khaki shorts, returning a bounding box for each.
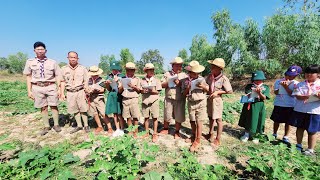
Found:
[207,97,223,119]
[164,98,185,123]
[88,96,105,118]
[188,99,207,123]
[32,84,59,108]
[142,99,159,119]
[66,89,88,114]
[122,97,140,119]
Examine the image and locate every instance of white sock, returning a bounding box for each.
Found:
[244,132,249,137]
[283,136,288,139]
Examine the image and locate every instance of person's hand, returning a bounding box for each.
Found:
[28,91,34,100]
[255,87,262,93]
[114,76,119,82]
[105,80,112,84]
[128,82,135,88]
[174,79,180,85]
[197,82,205,89]
[299,95,309,101]
[143,88,149,94]
[316,92,320,98]
[210,91,219,98]
[280,80,289,88]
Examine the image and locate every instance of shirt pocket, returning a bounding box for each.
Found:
[30,65,40,78]
[44,65,55,77]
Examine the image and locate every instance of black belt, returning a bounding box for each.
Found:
[31,82,55,87]
[67,87,84,92]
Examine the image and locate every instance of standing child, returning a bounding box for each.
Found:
[87,66,106,133]
[205,58,233,146]
[182,61,209,152]
[104,61,125,136]
[238,70,270,142]
[118,62,141,137]
[270,65,301,143]
[140,63,162,142]
[288,65,320,156]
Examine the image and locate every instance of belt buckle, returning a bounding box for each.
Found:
[38,82,45,87]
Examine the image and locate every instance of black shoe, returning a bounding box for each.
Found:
[70,127,82,134]
[52,125,62,132]
[39,127,51,136]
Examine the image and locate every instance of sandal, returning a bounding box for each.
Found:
[152,134,158,142]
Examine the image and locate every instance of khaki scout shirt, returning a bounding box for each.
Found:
[162,71,187,101]
[88,76,105,97]
[182,77,208,102]
[23,58,61,83]
[205,74,233,95]
[120,76,141,98]
[61,64,89,91]
[140,76,162,105]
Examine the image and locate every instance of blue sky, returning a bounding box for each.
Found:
[0,0,283,68]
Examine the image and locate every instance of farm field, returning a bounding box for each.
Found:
[0,75,319,179]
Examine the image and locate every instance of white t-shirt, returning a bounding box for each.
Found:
[273,79,299,107]
[292,79,320,114]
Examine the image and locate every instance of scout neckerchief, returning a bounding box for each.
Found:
[145,75,154,86]
[209,73,223,93]
[36,57,47,78]
[247,82,264,110]
[68,63,79,87]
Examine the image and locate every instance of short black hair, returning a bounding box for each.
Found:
[305,64,320,74]
[34,41,46,49]
[68,51,78,57]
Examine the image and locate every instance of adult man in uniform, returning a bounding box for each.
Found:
[160,57,188,138]
[23,41,61,136]
[60,51,90,133]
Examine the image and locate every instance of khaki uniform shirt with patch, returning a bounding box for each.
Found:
[205,74,233,95]
[23,58,61,83]
[140,76,162,105]
[185,78,209,102]
[162,71,187,101]
[61,64,89,91]
[120,76,141,98]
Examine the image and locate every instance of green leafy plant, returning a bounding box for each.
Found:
[84,134,159,179]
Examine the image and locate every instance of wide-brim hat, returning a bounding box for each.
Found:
[170,57,184,64]
[88,65,103,76]
[207,58,225,69]
[251,70,266,81]
[190,64,205,73]
[285,65,302,76]
[125,62,137,70]
[184,60,200,71]
[143,63,155,72]
[110,61,121,71]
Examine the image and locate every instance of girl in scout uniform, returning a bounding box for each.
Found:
[140,63,162,142]
[182,61,209,152]
[270,65,301,143]
[238,70,270,143]
[118,62,141,138]
[205,58,233,146]
[160,57,188,139]
[87,66,106,133]
[104,61,125,136]
[288,65,320,156]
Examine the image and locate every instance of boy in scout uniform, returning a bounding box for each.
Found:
[140,63,162,142]
[118,62,141,137]
[23,41,61,136]
[87,66,105,133]
[205,58,233,146]
[182,61,209,152]
[104,61,125,136]
[160,57,188,139]
[60,51,90,134]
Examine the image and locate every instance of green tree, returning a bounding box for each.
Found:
[244,19,261,59]
[0,57,9,70]
[120,48,135,71]
[58,62,67,68]
[7,52,28,74]
[283,0,319,15]
[99,54,116,75]
[137,49,164,74]
[178,49,189,63]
